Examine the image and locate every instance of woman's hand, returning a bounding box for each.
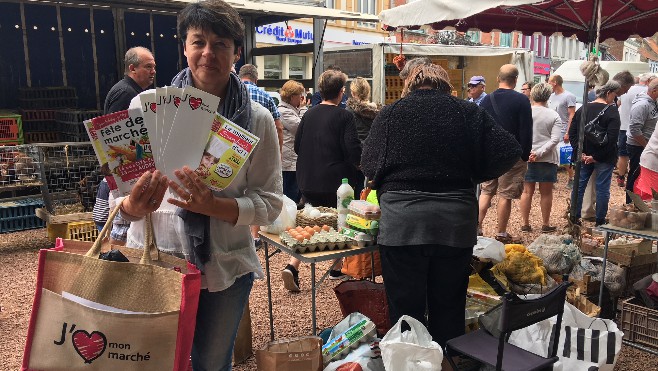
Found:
[122,171,168,218]
[528,152,537,162]
[581,154,596,165]
[167,166,214,214]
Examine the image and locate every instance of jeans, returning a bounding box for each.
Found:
[191,272,254,371]
[379,244,473,347]
[626,144,643,204]
[573,161,615,224]
[282,171,301,203]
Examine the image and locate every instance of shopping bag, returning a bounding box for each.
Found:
[341,250,382,279]
[334,280,391,336]
[558,142,573,165]
[261,195,297,234]
[380,315,443,371]
[323,313,384,371]
[507,301,623,371]
[22,204,201,371]
[255,336,323,371]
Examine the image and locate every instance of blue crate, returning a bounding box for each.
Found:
[0,197,45,233]
[0,215,46,233]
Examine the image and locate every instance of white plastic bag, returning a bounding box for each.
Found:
[507,301,622,371]
[472,237,505,263]
[260,195,297,234]
[380,315,443,371]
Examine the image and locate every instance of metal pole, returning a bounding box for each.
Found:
[264,241,275,341]
[598,231,609,310]
[311,262,317,336]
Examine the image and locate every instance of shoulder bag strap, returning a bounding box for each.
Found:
[488,91,509,127]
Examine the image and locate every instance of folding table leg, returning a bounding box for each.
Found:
[265,241,275,341]
[598,231,609,311]
[311,262,317,335]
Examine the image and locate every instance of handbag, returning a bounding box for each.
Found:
[334,280,392,337]
[22,203,201,371]
[584,104,612,146]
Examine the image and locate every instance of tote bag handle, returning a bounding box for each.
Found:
[84,199,159,265]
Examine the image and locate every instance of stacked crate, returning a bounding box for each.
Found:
[0,196,45,233]
[56,110,102,142]
[19,87,78,143]
[0,113,24,146]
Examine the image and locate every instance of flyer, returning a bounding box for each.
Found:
[196,113,259,191]
[91,108,155,196]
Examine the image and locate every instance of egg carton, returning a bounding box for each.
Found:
[322,319,377,364]
[279,228,355,254]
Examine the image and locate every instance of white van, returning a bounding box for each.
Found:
[553,60,650,103]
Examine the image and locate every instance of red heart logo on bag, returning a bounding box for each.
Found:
[72,330,107,364]
[149,103,157,113]
[173,97,181,107]
[189,97,202,110]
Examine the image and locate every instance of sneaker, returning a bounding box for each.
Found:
[566,179,574,189]
[541,225,557,232]
[617,175,625,187]
[329,269,348,280]
[254,238,263,250]
[521,225,532,232]
[281,264,300,292]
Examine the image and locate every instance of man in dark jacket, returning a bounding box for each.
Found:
[103,46,156,114]
[478,64,533,242]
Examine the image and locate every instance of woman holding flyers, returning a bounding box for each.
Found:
[118,1,282,370]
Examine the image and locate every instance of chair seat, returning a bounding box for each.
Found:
[446,329,558,371]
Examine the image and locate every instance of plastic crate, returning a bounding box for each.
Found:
[0,197,45,233]
[19,87,76,100]
[19,98,78,110]
[620,297,658,350]
[59,121,88,135]
[22,120,59,133]
[0,115,23,144]
[24,132,60,143]
[19,109,56,121]
[60,132,90,142]
[55,109,102,123]
[67,220,99,242]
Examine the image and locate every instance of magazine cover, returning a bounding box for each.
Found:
[196,113,260,191]
[91,108,155,196]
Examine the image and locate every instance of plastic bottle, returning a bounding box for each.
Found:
[336,178,354,230]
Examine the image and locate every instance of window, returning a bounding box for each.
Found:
[326,0,335,8]
[263,55,282,79]
[467,30,480,43]
[289,55,306,80]
[357,0,377,28]
[500,33,511,47]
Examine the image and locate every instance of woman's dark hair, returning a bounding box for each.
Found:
[318,70,348,101]
[177,0,244,53]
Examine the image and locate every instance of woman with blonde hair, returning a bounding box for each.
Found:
[278,80,305,203]
[346,77,381,143]
[519,83,562,233]
[362,63,521,349]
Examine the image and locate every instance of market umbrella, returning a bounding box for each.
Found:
[380,0,658,43]
[380,0,658,225]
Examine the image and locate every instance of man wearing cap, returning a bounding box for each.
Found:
[467,76,487,106]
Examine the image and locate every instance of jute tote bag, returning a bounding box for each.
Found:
[22,203,201,370]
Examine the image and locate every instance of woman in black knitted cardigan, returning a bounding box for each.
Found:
[361,63,521,347]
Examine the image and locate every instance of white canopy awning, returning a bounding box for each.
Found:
[172,0,380,22]
[378,0,541,28]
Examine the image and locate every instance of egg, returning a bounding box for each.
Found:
[301,232,311,240]
[322,225,330,231]
[309,209,321,218]
[295,235,304,243]
[295,226,304,232]
[312,225,321,232]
